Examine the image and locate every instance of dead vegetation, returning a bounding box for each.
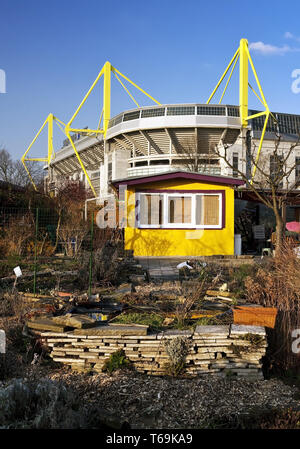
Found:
[245,241,300,373]
[0,377,128,429]
[0,218,299,429]
[164,336,191,376]
[46,370,299,429]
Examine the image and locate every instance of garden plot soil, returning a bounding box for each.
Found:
[48,370,300,429]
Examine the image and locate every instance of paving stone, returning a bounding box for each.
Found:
[157,330,193,338]
[74,324,148,336]
[230,324,266,336]
[195,325,229,335]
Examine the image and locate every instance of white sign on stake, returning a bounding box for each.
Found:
[0,330,6,354]
[13,266,22,277]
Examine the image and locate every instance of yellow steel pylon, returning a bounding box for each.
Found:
[22,62,161,195]
[207,38,275,183]
[21,113,65,191]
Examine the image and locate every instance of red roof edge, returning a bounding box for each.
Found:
[111,171,245,189]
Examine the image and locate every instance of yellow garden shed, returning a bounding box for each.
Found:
[112,171,245,257]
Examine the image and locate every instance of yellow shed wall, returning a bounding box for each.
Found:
[124,179,235,257]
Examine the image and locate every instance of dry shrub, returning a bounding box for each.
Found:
[0,321,33,380]
[0,213,53,258]
[245,241,300,373]
[0,291,37,379]
[0,351,25,381]
[0,377,126,429]
[54,180,90,256]
[259,408,300,429]
[26,234,55,257]
[175,270,219,327]
[78,239,123,288]
[210,407,300,429]
[164,336,191,376]
[0,378,85,428]
[1,214,34,256]
[0,292,31,321]
[94,241,121,284]
[58,206,89,257]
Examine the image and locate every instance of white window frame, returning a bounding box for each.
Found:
[194,193,223,229]
[164,192,194,228]
[137,192,223,229]
[137,193,165,229]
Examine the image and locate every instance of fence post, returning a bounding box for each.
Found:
[33,208,39,295]
[88,211,94,296]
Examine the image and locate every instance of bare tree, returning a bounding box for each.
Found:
[216,133,300,250]
[52,180,89,254]
[178,138,218,174]
[0,148,43,188]
[0,148,14,183]
[13,160,44,188]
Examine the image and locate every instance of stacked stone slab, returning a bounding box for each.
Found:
[190,325,266,379]
[39,324,267,379]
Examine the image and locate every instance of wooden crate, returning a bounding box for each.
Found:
[233,307,277,328]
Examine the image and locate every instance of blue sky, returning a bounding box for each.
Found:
[1,0,300,159]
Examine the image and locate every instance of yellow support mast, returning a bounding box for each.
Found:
[22,62,160,194]
[64,61,160,196]
[239,38,248,128]
[103,61,111,137]
[207,38,273,183]
[21,113,57,191]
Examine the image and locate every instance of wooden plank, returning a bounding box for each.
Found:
[47,338,78,343]
[52,357,84,363]
[27,319,68,333]
[206,290,233,297]
[52,314,98,329]
[73,325,148,336]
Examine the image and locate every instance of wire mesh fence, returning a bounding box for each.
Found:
[0,206,124,294]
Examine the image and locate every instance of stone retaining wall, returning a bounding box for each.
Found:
[40,324,267,379]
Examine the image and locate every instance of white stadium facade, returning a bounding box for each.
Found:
[45,102,300,204]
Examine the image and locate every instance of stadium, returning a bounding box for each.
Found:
[45,102,300,201]
[22,38,300,255]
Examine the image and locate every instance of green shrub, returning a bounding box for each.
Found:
[102,349,132,374]
[194,316,217,326]
[112,313,164,331]
[228,264,257,298]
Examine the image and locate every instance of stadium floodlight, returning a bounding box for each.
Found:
[21,62,161,195]
[207,38,276,184]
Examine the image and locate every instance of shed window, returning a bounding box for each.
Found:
[139,194,164,226]
[196,194,220,226]
[137,192,223,229]
[168,196,191,224]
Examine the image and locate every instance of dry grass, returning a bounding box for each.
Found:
[0,291,41,380]
[174,271,219,328]
[245,241,300,373]
[0,214,34,257]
